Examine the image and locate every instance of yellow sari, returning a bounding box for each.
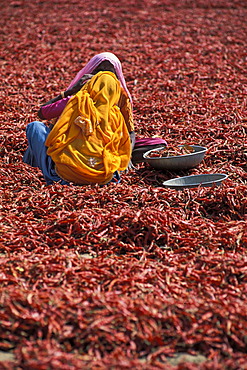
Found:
[45,71,133,185]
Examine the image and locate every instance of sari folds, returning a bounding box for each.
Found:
[45,71,131,185]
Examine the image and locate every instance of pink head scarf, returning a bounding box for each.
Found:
[67,52,132,103]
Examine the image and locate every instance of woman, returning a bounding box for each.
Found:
[23,52,135,185]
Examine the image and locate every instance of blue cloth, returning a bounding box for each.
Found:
[23,121,121,185]
[23,121,69,185]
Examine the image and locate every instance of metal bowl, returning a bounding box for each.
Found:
[132,144,166,164]
[143,145,207,171]
[163,173,228,189]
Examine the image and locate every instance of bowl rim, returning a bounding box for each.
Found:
[162,173,228,188]
[143,145,207,160]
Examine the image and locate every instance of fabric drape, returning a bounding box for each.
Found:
[45,71,131,185]
[67,52,132,105]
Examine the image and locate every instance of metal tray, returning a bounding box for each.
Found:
[162,173,228,189]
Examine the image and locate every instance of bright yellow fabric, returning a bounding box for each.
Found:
[45,71,132,185]
[118,90,134,133]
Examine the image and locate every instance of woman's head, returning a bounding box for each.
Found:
[68,52,132,103]
[91,60,117,76]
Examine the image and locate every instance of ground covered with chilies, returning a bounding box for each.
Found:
[0,0,247,368]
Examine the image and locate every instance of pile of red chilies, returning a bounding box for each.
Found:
[0,0,246,368]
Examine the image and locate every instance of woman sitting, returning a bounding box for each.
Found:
[23,52,135,185]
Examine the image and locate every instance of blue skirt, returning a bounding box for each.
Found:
[23,121,121,185]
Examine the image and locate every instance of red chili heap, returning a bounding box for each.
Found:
[0,0,247,369]
[148,144,195,158]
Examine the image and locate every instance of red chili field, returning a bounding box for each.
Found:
[0,0,247,368]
